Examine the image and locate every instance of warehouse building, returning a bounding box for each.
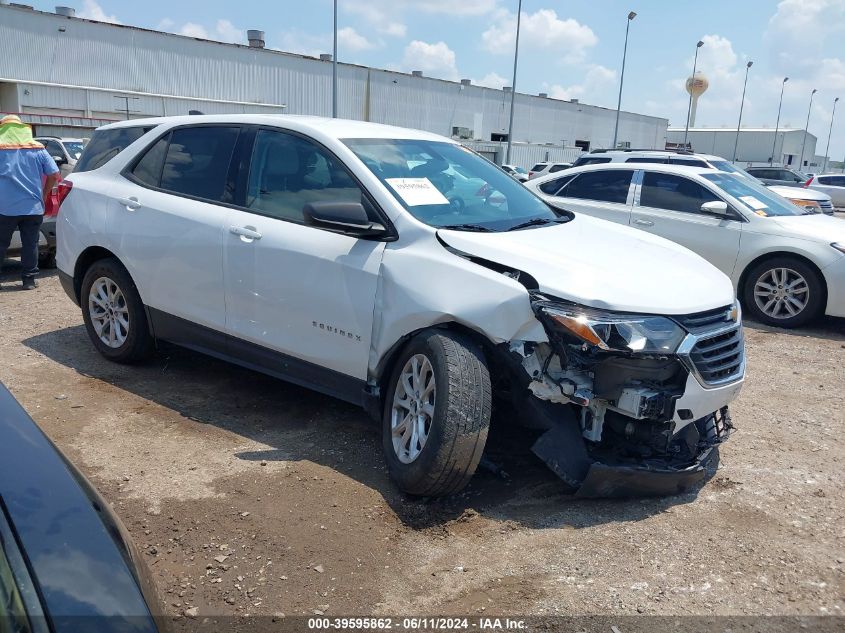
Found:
[0,4,669,167]
[665,127,822,170]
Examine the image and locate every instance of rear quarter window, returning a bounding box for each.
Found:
[75,126,154,172]
[572,156,613,166]
[531,163,547,172]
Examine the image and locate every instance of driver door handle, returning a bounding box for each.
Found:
[229,226,262,240]
[118,197,142,210]
[633,218,654,227]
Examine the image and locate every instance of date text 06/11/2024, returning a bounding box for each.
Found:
[306,617,528,630]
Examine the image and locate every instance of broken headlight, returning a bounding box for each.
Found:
[541,304,686,354]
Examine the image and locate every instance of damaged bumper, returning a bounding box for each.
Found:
[513,297,745,498]
[532,406,734,498]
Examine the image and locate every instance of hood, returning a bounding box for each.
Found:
[438,214,735,315]
[766,213,845,243]
[768,185,831,202]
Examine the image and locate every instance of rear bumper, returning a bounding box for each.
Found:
[58,270,78,306]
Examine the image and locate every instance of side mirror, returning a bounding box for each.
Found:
[51,154,67,166]
[303,201,388,238]
[701,201,729,216]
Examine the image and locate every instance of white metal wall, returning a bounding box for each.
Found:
[1,5,668,152]
[665,128,819,166]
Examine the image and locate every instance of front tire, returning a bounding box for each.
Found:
[742,257,824,328]
[80,258,153,363]
[382,330,491,497]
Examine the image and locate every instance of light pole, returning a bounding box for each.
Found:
[823,97,839,173]
[732,60,753,162]
[505,0,523,164]
[770,77,788,165]
[612,11,637,150]
[799,88,817,170]
[683,40,704,148]
[332,0,338,118]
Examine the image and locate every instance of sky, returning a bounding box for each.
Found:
[29,0,845,161]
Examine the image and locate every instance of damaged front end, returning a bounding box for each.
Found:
[512,294,744,498]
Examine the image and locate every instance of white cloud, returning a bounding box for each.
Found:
[278,30,330,58]
[337,26,378,52]
[343,0,496,39]
[179,22,209,39]
[481,8,597,63]
[77,0,121,24]
[157,19,244,44]
[548,65,617,103]
[476,72,508,89]
[214,19,243,44]
[766,0,845,76]
[402,40,459,81]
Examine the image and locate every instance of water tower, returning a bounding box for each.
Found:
[685,72,709,127]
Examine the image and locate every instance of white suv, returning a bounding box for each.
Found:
[57,115,744,498]
[527,163,845,328]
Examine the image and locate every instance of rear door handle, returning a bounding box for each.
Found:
[633,218,654,227]
[229,226,262,240]
[118,197,141,210]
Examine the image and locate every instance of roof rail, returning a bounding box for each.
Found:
[590,148,695,155]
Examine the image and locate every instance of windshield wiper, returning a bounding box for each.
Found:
[506,217,568,231]
[440,223,493,232]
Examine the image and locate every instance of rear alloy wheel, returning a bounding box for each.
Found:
[382,330,491,497]
[743,257,824,328]
[81,258,153,363]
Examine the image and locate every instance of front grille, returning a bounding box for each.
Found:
[689,325,744,385]
[675,305,733,333]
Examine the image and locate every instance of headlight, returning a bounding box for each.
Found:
[540,304,687,354]
[786,198,820,212]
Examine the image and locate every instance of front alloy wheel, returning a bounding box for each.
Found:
[743,257,824,328]
[753,267,809,320]
[382,330,491,497]
[391,354,436,464]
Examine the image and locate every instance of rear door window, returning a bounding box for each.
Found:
[563,170,634,204]
[640,172,720,214]
[158,127,240,202]
[75,126,154,172]
[538,173,577,195]
[549,164,569,173]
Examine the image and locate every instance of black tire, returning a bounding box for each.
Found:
[80,257,154,363]
[741,256,824,328]
[382,330,491,497]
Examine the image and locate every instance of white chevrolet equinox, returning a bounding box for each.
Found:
[57,115,745,498]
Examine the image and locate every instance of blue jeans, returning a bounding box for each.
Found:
[0,214,43,282]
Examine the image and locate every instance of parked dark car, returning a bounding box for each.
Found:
[745,166,809,187]
[0,383,165,632]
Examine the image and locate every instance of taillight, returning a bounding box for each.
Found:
[528,172,535,177]
[56,179,73,211]
[804,176,814,187]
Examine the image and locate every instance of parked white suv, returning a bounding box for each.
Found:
[806,174,845,208]
[35,136,85,177]
[528,162,572,179]
[58,115,744,498]
[527,163,845,328]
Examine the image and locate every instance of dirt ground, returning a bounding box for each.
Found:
[1,263,843,621]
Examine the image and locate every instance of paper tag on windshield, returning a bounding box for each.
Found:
[385,178,450,206]
[739,195,768,210]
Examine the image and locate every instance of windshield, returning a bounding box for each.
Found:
[702,172,804,217]
[63,141,84,159]
[709,160,748,176]
[344,139,559,231]
[512,166,528,174]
